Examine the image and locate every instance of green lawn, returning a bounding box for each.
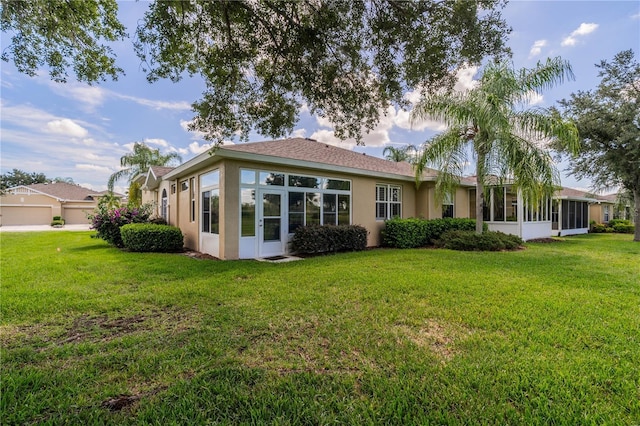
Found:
[1,231,639,424]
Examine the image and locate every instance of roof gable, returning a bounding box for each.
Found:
[7,182,105,201]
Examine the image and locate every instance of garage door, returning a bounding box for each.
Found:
[62,207,92,224]
[0,206,52,226]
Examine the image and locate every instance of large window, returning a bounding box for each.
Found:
[201,170,220,234]
[240,170,352,236]
[376,184,401,220]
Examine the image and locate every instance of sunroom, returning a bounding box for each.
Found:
[470,186,553,240]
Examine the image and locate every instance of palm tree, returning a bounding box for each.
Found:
[383,144,418,163]
[411,57,580,234]
[108,142,182,196]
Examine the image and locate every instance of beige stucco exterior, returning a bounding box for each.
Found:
[0,192,96,225]
[141,154,450,259]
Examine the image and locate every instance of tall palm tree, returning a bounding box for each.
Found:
[383,144,418,163]
[108,142,182,195]
[411,57,580,234]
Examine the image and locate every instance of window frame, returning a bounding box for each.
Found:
[376,184,402,221]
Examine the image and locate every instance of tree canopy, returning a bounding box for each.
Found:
[108,142,182,195]
[2,0,511,144]
[0,0,126,83]
[411,57,580,233]
[557,49,640,241]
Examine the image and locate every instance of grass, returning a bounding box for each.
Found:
[1,231,639,424]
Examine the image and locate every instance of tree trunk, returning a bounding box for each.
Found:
[475,149,486,234]
[634,188,640,242]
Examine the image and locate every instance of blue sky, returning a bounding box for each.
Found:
[1,1,638,194]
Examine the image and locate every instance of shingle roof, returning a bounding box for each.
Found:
[18,182,104,201]
[219,138,438,179]
[557,187,603,200]
[150,166,174,178]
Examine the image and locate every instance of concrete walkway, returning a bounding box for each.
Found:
[0,224,92,232]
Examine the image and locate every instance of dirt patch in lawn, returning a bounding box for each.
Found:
[394,319,474,363]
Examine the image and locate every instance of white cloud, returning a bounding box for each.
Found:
[528,40,548,58]
[453,66,479,92]
[115,94,191,111]
[143,138,170,147]
[632,13,640,20]
[48,82,106,110]
[561,23,599,47]
[45,119,89,138]
[180,119,208,140]
[290,128,307,138]
[188,141,214,154]
[76,164,114,173]
[525,91,544,106]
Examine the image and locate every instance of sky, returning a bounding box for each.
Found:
[1,1,639,195]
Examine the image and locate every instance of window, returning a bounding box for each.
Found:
[376,184,401,220]
[560,199,589,229]
[442,193,454,218]
[241,169,352,236]
[190,178,196,222]
[181,180,189,191]
[241,189,256,237]
[604,205,610,222]
[161,189,168,221]
[201,170,220,235]
[171,184,176,194]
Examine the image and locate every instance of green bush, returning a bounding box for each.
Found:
[435,230,524,251]
[52,215,62,221]
[120,223,184,253]
[291,225,368,254]
[607,219,631,227]
[612,223,635,234]
[50,219,65,227]
[591,221,634,234]
[382,217,485,248]
[382,218,430,248]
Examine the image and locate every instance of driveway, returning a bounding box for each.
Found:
[0,224,92,232]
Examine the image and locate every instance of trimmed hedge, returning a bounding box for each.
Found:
[591,219,635,234]
[382,217,485,248]
[291,225,368,254]
[120,223,184,253]
[435,230,524,251]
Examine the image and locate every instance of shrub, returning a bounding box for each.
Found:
[50,219,64,227]
[52,215,62,221]
[382,218,429,248]
[291,225,368,254]
[120,223,184,252]
[87,204,152,247]
[382,217,485,248]
[612,223,635,234]
[591,223,608,233]
[607,219,631,227]
[435,230,524,251]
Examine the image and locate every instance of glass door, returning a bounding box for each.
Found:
[258,190,284,257]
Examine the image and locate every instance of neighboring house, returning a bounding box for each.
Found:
[0,182,116,226]
[598,193,632,221]
[138,138,612,259]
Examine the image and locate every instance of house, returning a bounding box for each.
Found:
[138,137,481,259]
[138,138,609,259]
[0,182,115,226]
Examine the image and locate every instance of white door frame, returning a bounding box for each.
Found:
[258,188,286,258]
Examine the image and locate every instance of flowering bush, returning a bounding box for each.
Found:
[88,203,153,247]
